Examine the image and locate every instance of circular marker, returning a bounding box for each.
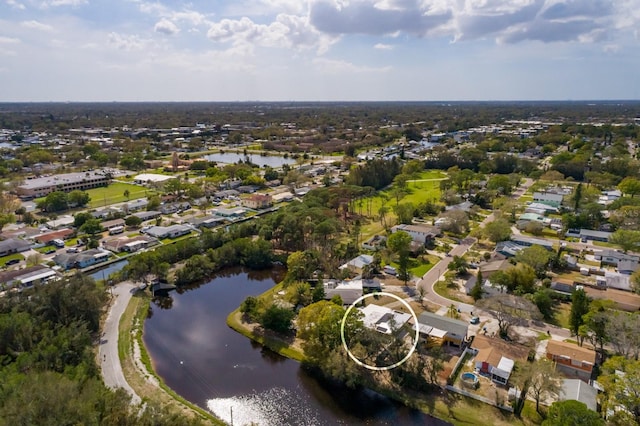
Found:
[340,291,419,371]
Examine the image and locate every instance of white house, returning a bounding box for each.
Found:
[532,191,563,207]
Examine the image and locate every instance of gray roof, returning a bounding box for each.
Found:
[18,170,109,190]
[511,235,554,248]
[132,210,162,220]
[417,311,468,338]
[0,238,31,252]
[561,379,597,411]
[580,229,613,240]
[619,259,639,273]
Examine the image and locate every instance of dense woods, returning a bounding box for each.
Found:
[0,274,203,425]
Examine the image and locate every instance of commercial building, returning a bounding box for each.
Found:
[17,170,110,198]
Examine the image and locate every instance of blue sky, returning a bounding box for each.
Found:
[1,0,639,101]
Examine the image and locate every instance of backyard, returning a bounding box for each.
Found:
[85,182,154,208]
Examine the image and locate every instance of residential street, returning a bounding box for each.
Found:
[99,281,141,404]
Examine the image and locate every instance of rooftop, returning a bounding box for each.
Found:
[546,340,596,365]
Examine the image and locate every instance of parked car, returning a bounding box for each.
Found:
[470,316,480,324]
[5,259,20,266]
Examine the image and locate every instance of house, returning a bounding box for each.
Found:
[596,271,631,291]
[101,218,126,231]
[187,215,225,229]
[133,173,176,185]
[243,194,273,209]
[511,235,554,250]
[46,215,75,229]
[479,259,511,278]
[559,379,598,412]
[143,224,191,239]
[471,335,530,385]
[362,235,386,251]
[526,202,559,214]
[546,340,597,381]
[53,249,111,270]
[0,238,31,257]
[91,207,122,220]
[579,229,613,243]
[123,198,149,212]
[518,212,547,223]
[0,265,58,289]
[272,191,294,203]
[102,235,156,253]
[584,286,640,312]
[160,201,191,215]
[551,278,575,295]
[594,249,640,267]
[414,311,468,347]
[445,201,474,212]
[212,207,247,219]
[533,191,563,207]
[618,259,639,275]
[132,210,162,221]
[339,254,374,273]
[598,189,622,205]
[495,241,524,257]
[391,223,441,245]
[361,304,412,335]
[33,228,74,245]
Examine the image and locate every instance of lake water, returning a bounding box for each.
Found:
[89,259,128,282]
[204,152,296,168]
[143,268,448,426]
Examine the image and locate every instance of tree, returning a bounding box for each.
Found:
[67,190,90,207]
[515,245,553,278]
[125,215,142,228]
[532,288,555,320]
[447,255,468,276]
[573,183,583,211]
[599,356,640,424]
[439,210,469,235]
[570,288,590,342]
[524,221,544,236]
[37,191,68,212]
[416,284,427,306]
[285,251,317,283]
[240,296,261,322]
[579,299,614,355]
[470,270,483,301]
[123,189,130,201]
[605,311,640,359]
[387,231,412,284]
[476,294,542,338]
[79,217,102,235]
[512,358,562,416]
[618,176,640,198]
[260,304,295,333]
[609,229,640,253]
[394,202,414,225]
[543,400,604,426]
[484,218,512,242]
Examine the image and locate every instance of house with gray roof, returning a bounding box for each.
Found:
[0,238,31,257]
[143,224,191,239]
[53,249,111,270]
[533,191,563,207]
[414,311,468,347]
[560,379,598,412]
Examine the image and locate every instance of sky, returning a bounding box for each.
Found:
[0,0,639,102]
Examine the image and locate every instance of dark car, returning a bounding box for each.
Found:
[5,259,20,266]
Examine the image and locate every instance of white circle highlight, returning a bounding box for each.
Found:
[340,291,419,371]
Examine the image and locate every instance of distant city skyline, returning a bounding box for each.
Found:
[1,0,639,102]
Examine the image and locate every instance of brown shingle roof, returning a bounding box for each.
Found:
[472,335,530,366]
[546,340,596,364]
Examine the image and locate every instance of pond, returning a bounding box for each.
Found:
[143,268,448,426]
[204,152,296,168]
[89,259,128,282]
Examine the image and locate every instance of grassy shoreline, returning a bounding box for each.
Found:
[118,293,223,425]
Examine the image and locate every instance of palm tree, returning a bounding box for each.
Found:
[123,189,130,201]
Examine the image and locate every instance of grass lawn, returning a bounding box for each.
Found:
[35,246,57,254]
[0,253,25,264]
[86,182,154,208]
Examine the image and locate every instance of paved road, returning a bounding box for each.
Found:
[99,281,141,404]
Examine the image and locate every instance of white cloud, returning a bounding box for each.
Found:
[207,14,337,54]
[0,36,20,44]
[154,18,180,35]
[107,32,150,51]
[312,57,392,73]
[21,20,54,31]
[42,0,88,6]
[6,0,26,10]
[374,42,394,49]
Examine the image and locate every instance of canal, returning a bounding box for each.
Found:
[143,268,447,426]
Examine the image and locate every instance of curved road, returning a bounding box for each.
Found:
[99,281,141,404]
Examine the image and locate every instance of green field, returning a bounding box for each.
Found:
[0,253,25,265]
[85,183,154,208]
[358,170,445,242]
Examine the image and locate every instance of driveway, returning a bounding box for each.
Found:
[99,281,141,404]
